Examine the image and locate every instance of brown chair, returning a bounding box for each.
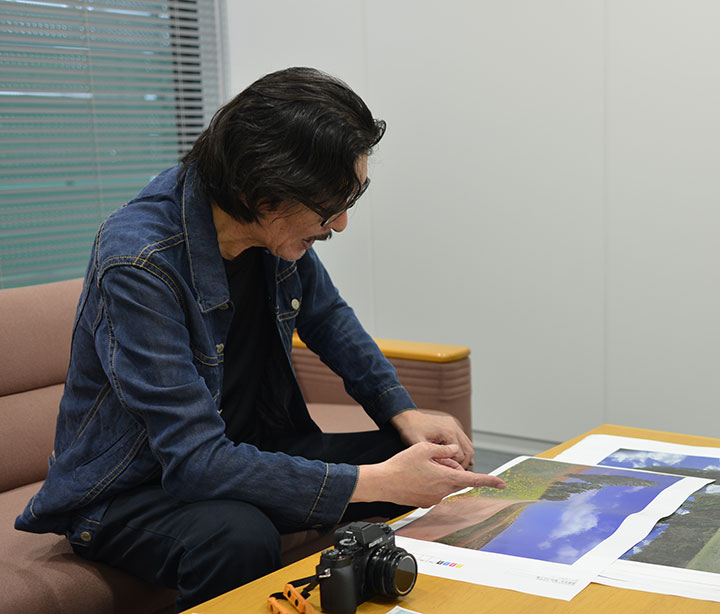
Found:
[0,278,472,613]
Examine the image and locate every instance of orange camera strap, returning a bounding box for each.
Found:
[268,574,320,614]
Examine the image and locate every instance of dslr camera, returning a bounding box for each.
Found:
[316,521,417,614]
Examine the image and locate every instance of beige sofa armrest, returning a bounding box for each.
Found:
[291,333,472,437]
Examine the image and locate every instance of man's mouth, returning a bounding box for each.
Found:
[302,231,332,248]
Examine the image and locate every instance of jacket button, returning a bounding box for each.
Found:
[80,531,92,543]
[291,298,300,310]
[215,343,224,353]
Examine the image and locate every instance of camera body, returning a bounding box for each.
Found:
[317,521,417,614]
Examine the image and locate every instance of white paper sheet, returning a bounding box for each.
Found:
[554,434,720,602]
[390,455,709,601]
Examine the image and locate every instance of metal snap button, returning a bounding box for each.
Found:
[215,343,224,353]
[80,531,92,543]
[291,298,300,310]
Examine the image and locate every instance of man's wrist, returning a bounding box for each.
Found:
[351,464,387,503]
[389,408,419,427]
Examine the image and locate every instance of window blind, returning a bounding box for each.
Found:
[0,0,224,288]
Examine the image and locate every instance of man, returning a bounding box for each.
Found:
[16,67,504,611]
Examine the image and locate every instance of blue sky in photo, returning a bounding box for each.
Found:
[479,465,680,564]
[595,448,720,560]
[599,449,720,476]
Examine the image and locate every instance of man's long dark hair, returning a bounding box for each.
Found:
[182,67,386,223]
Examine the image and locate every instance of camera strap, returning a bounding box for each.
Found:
[267,573,321,614]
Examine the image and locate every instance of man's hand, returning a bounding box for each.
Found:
[351,442,506,509]
[390,409,475,469]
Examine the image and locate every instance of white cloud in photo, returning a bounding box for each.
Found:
[607,450,687,468]
[627,537,652,557]
[548,490,599,540]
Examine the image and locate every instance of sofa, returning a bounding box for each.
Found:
[0,278,472,613]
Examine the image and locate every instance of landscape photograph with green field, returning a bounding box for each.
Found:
[396,457,680,564]
[596,448,720,572]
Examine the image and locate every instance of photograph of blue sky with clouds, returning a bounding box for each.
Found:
[396,458,680,565]
[597,449,720,572]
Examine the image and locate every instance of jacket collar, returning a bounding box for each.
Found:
[180,165,231,312]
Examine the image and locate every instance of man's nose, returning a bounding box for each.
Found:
[327,210,348,233]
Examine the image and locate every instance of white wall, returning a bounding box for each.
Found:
[605,1,720,436]
[223,1,720,451]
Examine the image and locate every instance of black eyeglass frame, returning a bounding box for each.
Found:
[318,177,371,227]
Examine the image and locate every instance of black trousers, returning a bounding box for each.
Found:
[73,429,410,612]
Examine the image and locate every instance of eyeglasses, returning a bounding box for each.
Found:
[319,177,371,227]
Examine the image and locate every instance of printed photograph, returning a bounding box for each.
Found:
[597,448,720,572]
[396,458,680,565]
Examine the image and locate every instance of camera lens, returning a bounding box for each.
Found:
[393,553,417,594]
[367,546,418,597]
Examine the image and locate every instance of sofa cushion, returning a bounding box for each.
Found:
[0,384,63,493]
[307,402,379,433]
[0,482,177,614]
[0,278,81,397]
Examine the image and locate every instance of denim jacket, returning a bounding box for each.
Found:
[15,165,415,545]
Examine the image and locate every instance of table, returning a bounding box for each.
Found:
[183,424,720,614]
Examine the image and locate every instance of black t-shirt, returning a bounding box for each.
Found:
[221,248,294,446]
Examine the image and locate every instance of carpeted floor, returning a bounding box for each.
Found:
[473,448,516,475]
